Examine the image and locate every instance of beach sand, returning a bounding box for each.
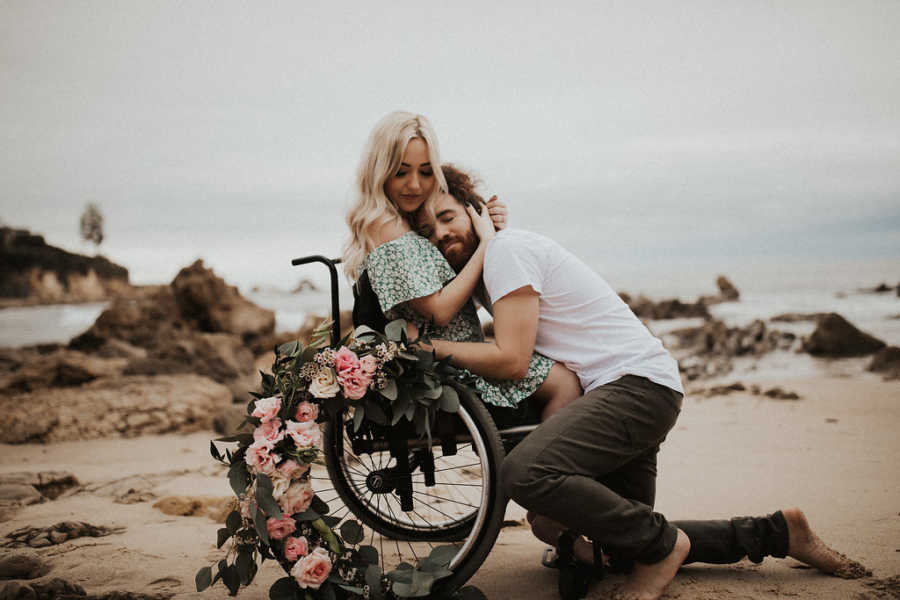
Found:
[1,373,898,599]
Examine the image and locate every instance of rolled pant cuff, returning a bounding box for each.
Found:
[636,522,679,564]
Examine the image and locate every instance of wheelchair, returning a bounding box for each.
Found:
[293,255,543,595]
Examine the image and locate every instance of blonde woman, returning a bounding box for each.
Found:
[343,111,581,415]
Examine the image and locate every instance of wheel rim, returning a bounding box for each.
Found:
[312,404,492,574]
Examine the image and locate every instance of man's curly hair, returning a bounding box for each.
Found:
[441,164,485,213]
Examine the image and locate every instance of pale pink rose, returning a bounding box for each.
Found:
[295,401,318,423]
[333,347,360,377]
[271,473,291,499]
[277,459,310,480]
[266,513,296,540]
[253,418,285,444]
[290,547,332,590]
[279,480,315,515]
[308,368,340,398]
[245,439,280,475]
[359,354,378,376]
[252,396,282,423]
[341,371,371,400]
[285,420,322,449]
[284,536,310,562]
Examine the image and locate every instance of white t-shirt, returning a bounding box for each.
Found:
[483,229,684,395]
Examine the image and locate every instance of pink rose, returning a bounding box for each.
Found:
[245,439,280,475]
[279,480,314,515]
[359,354,378,376]
[277,459,310,480]
[284,536,310,562]
[341,371,371,400]
[285,420,322,449]
[295,401,319,423]
[333,347,360,378]
[266,513,296,540]
[253,418,285,444]
[252,396,282,423]
[290,547,332,590]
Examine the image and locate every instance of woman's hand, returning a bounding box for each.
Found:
[467,201,497,244]
[486,196,508,231]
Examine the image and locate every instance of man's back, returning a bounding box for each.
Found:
[483,228,683,394]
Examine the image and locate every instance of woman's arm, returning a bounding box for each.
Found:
[406,204,496,326]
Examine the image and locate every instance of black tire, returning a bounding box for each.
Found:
[321,389,507,595]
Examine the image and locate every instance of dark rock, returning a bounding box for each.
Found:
[624,295,710,320]
[291,278,320,293]
[868,346,900,380]
[30,578,85,599]
[212,403,248,436]
[0,227,129,304]
[170,260,274,345]
[0,581,38,600]
[802,313,886,357]
[763,387,801,400]
[0,550,50,579]
[0,472,79,500]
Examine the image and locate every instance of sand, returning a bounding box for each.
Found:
[1,372,898,599]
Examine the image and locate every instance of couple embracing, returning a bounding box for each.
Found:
[341,111,866,600]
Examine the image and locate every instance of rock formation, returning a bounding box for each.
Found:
[801,313,886,357]
[0,227,130,305]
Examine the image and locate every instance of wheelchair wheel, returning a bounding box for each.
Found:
[313,390,507,595]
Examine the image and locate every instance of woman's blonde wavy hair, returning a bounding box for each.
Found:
[342,111,447,281]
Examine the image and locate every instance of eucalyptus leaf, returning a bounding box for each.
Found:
[423,384,443,400]
[336,583,366,595]
[228,461,250,497]
[320,581,337,600]
[352,405,365,432]
[321,514,341,528]
[256,474,283,519]
[268,577,297,600]
[253,506,270,546]
[236,549,254,585]
[210,441,222,461]
[311,494,329,515]
[379,379,398,401]
[385,319,406,342]
[365,564,383,592]
[439,385,460,412]
[358,545,379,565]
[195,566,212,592]
[293,508,321,522]
[216,527,231,549]
[312,518,342,554]
[226,510,242,534]
[277,340,300,356]
[340,520,364,545]
[221,564,241,596]
[364,399,388,425]
[428,545,460,566]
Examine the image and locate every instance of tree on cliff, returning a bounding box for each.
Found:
[79,203,104,248]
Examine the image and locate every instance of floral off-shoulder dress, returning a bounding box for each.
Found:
[361,231,553,409]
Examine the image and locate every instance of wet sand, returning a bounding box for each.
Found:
[1,373,898,599]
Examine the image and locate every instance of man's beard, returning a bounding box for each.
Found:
[440,231,478,272]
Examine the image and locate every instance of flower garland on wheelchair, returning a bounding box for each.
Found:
[196,319,477,599]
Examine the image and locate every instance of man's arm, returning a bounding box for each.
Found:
[427,285,539,380]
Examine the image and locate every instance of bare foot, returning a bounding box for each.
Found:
[613,528,690,600]
[783,507,871,579]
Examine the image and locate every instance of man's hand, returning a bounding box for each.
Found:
[485,195,508,231]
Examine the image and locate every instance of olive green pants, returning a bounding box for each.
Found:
[501,374,790,565]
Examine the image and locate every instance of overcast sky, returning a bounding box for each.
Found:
[1,1,898,288]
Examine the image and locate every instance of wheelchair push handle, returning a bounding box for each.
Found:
[291,254,342,346]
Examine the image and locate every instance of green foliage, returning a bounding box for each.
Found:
[195,566,212,592]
